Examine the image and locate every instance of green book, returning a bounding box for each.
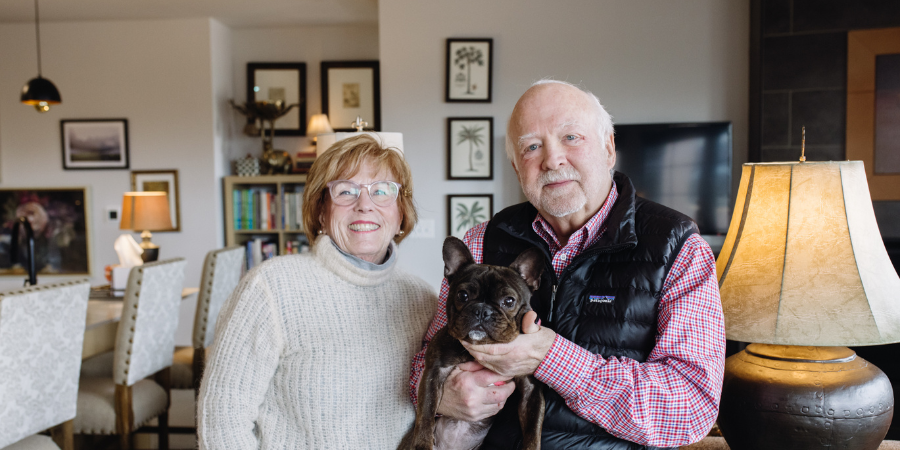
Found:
[233,190,241,230]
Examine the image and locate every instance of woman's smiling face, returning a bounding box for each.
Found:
[320,159,402,263]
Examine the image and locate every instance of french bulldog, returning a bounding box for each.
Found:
[401,236,545,450]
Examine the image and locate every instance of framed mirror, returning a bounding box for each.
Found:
[246,62,307,136]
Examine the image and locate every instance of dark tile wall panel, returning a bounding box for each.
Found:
[762,93,790,146]
[762,32,847,90]
[793,0,900,32]
[762,0,791,34]
[790,90,845,146]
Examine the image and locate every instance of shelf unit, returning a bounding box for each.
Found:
[222,174,309,257]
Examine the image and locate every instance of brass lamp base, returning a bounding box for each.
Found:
[719,344,893,450]
[139,230,159,262]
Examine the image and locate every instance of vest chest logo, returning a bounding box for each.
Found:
[588,295,615,304]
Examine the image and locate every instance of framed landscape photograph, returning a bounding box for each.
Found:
[247,62,307,136]
[321,60,381,131]
[448,117,493,180]
[446,38,493,103]
[131,170,180,232]
[60,119,129,170]
[0,188,91,276]
[448,194,493,239]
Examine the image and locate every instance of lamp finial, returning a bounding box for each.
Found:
[800,126,807,162]
[351,116,368,132]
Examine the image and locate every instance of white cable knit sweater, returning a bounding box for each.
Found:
[198,236,437,449]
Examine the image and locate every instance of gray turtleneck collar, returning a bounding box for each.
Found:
[330,238,396,271]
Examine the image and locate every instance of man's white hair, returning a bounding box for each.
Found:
[504,79,615,167]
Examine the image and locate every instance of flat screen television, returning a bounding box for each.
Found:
[613,122,732,236]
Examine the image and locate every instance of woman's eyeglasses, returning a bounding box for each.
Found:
[326,180,402,207]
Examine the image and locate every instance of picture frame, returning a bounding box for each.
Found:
[247,62,307,136]
[446,38,493,103]
[60,119,129,170]
[448,194,493,239]
[448,117,493,180]
[131,170,181,232]
[0,188,91,276]
[847,27,900,200]
[321,60,381,132]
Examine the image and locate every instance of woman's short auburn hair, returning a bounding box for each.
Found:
[302,134,417,245]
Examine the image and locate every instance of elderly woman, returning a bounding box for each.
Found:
[198,135,437,448]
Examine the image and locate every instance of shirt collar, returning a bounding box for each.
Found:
[532,181,618,252]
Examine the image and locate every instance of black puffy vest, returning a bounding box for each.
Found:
[480,172,697,450]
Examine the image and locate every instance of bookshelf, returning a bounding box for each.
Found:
[223,174,309,266]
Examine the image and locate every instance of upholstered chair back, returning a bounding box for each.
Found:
[192,246,244,349]
[113,258,187,386]
[0,280,91,448]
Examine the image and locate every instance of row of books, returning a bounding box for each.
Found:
[245,238,277,270]
[233,187,304,230]
[245,238,311,269]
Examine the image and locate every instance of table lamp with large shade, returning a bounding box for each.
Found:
[716,159,900,449]
[120,192,172,262]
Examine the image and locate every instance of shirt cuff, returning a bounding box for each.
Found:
[533,334,600,399]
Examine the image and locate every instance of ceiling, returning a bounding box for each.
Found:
[0,0,378,27]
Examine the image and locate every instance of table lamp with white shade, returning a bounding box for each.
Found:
[716,157,900,449]
[120,192,172,262]
[306,113,334,144]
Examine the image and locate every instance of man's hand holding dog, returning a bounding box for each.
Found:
[436,361,515,421]
[462,310,557,378]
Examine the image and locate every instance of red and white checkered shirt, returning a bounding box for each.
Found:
[409,184,726,447]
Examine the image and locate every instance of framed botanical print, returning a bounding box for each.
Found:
[446,38,493,103]
[0,188,91,276]
[247,62,307,136]
[448,194,493,239]
[448,117,493,180]
[60,119,129,170]
[321,61,381,132]
[131,170,180,232]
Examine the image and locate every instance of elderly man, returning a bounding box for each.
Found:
[409,80,726,449]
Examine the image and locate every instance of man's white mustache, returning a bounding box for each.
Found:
[539,167,580,186]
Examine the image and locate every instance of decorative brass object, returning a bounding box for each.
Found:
[230,100,298,174]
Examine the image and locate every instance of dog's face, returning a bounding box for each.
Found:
[442,236,544,345]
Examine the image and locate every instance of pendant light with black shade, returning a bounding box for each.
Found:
[20,0,61,113]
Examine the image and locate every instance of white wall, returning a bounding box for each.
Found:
[379,0,750,290]
[228,24,380,162]
[0,18,219,294]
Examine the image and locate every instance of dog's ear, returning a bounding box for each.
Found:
[443,236,475,279]
[510,247,544,291]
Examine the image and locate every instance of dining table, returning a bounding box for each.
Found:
[83,287,199,360]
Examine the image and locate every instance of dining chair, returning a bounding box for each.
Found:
[0,280,91,450]
[74,258,186,450]
[170,246,244,398]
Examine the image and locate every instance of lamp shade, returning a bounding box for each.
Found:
[316,132,404,157]
[306,113,334,138]
[716,161,900,346]
[20,76,61,106]
[120,192,172,231]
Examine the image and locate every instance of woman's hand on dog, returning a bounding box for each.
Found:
[461,311,557,378]
[436,361,515,421]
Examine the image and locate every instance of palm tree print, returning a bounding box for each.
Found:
[457,125,485,172]
[454,46,484,94]
[456,201,487,232]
